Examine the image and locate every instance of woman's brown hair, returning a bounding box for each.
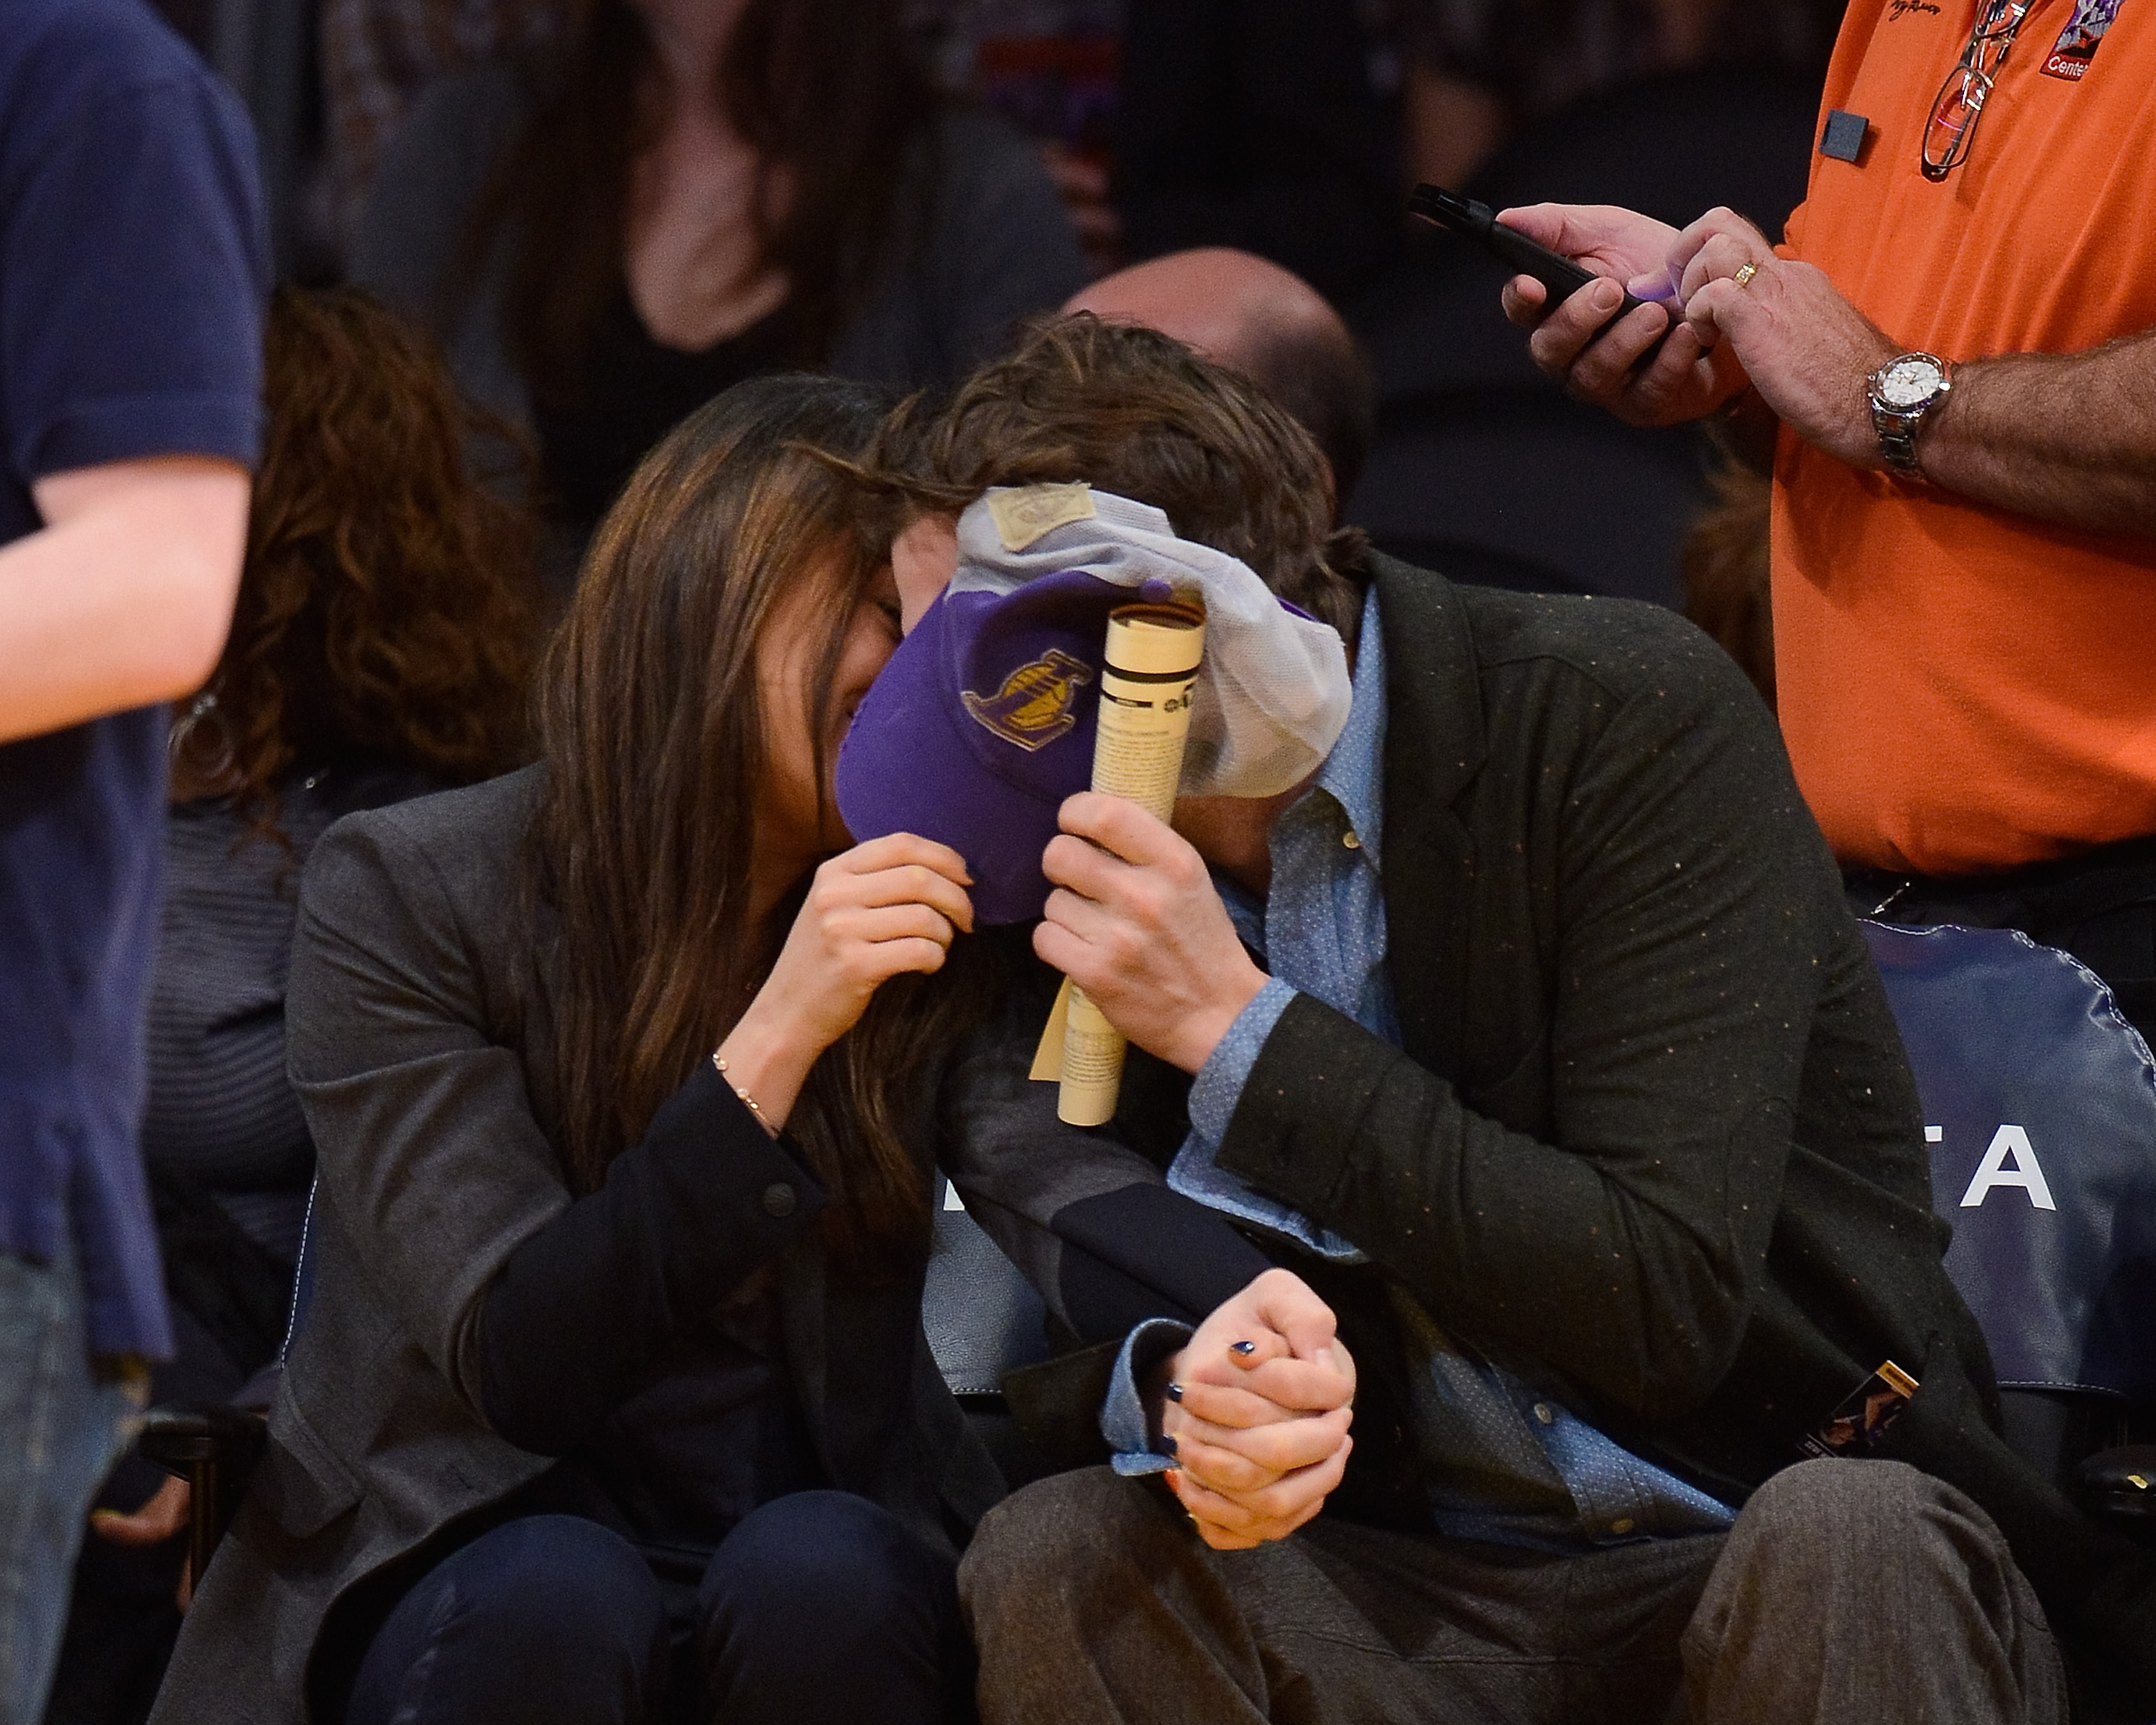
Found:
[533,372,972,1263]
[172,285,543,832]
[469,0,934,408]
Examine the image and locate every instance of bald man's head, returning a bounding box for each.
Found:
[1065,249,1375,512]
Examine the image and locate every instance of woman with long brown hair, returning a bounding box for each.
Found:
[351,0,1086,558]
[149,374,1000,1725]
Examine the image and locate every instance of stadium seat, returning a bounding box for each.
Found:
[1861,921,2156,1514]
[137,1180,312,1576]
[926,1176,1051,1397]
[926,1177,1058,1488]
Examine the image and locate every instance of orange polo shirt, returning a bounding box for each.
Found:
[1774,0,2156,873]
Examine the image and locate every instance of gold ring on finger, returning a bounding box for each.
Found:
[1732,262,1758,289]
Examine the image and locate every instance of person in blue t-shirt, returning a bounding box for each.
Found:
[0,2,267,1718]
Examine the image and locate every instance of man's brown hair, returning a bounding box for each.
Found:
[877,314,1368,646]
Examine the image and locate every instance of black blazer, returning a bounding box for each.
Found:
[960,553,2156,1701]
[152,766,1003,1725]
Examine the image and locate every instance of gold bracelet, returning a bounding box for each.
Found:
[712,1052,770,1130]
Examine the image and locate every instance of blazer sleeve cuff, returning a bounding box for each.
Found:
[1211,990,1404,1228]
[1100,1317,1197,1474]
[637,1059,829,1307]
[1002,1338,1125,1473]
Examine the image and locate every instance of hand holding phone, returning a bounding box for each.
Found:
[1409,184,1675,356]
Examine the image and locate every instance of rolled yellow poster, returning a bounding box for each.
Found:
[1058,602,1205,1126]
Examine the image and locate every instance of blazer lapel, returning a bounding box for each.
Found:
[1368,554,1486,1086]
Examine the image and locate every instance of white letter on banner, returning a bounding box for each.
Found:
[1958,1125,2058,1210]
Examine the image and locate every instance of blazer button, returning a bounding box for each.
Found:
[761,1182,797,1218]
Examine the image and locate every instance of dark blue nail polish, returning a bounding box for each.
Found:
[1230,1340,1257,1356]
[1166,1381,1184,1402]
[1161,1434,1179,1455]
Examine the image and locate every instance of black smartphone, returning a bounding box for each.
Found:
[1409,183,1672,353]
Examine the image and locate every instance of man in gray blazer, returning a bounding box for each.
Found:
[898,317,2156,1723]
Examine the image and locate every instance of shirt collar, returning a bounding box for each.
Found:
[1210,584,1386,952]
[1313,584,1386,868]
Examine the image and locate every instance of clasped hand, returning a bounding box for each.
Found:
[1496,203,1902,464]
[1156,1269,1357,1550]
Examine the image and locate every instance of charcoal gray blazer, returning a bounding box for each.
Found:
[149,766,1003,1725]
[939,552,2156,1704]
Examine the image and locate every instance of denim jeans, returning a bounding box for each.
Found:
[0,1241,145,1725]
[345,1491,969,1725]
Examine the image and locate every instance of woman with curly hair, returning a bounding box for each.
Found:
[49,287,544,1725]
[146,285,542,1375]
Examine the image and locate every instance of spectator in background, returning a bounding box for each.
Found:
[326,1,1120,276]
[42,286,542,1725]
[1394,0,1846,189]
[1679,456,1774,709]
[910,0,1125,274]
[352,0,1086,558]
[150,285,538,1322]
[149,286,538,1325]
[1503,0,2156,1053]
[1064,247,1377,513]
[321,0,567,246]
[1112,0,1401,307]
[0,2,266,1721]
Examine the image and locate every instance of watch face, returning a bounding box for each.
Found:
[1878,356,1944,408]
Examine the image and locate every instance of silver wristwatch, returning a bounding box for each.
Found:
[1866,352,1954,472]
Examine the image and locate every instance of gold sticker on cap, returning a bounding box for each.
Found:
[987,482,1096,551]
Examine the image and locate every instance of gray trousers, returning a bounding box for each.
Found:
[959,1458,2066,1725]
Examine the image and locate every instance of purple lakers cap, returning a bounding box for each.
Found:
[836,568,1133,924]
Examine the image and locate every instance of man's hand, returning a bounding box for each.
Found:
[91,1473,193,1608]
[1036,793,1268,1074]
[1156,1269,1356,1550]
[1497,203,1749,427]
[1671,208,1900,469]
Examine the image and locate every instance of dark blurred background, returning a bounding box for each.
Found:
[143,0,1834,620]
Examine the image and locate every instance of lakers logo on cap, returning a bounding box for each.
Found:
[962,650,1093,752]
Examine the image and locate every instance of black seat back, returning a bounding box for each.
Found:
[1862,921,2156,1489]
[923,1177,1049,1397]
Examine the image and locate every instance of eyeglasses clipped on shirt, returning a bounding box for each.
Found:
[1921,0,2037,179]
